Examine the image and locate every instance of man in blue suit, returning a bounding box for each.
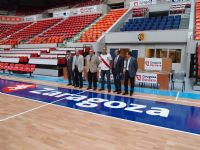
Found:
[112,49,124,94]
[123,51,138,96]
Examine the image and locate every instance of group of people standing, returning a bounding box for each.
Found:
[65,48,138,96]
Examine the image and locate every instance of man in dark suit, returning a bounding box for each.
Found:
[112,49,124,94]
[66,51,74,86]
[123,51,138,96]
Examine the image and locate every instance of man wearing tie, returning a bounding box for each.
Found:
[86,49,100,90]
[66,51,74,86]
[72,50,84,88]
[123,51,138,96]
[112,49,124,94]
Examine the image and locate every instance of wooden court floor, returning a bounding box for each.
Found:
[0,76,200,150]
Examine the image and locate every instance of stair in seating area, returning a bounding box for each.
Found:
[77,9,128,43]
[70,14,104,43]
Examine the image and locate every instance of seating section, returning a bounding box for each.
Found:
[0,62,36,76]
[0,23,15,34]
[195,1,200,40]
[120,15,181,32]
[77,9,127,42]
[0,22,32,39]
[5,18,63,44]
[30,14,101,44]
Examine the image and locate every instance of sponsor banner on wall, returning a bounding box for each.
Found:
[23,15,37,21]
[135,72,157,84]
[130,0,157,6]
[78,5,97,14]
[0,15,22,22]
[53,5,101,18]
[53,10,70,18]
[145,58,162,71]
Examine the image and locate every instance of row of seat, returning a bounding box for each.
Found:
[0,63,36,76]
[29,14,101,44]
[0,23,14,35]
[0,22,32,40]
[195,1,200,40]
[77,9,127,42]
[30,36,64,44]
[121,15,181,32]
[6,18,63,43]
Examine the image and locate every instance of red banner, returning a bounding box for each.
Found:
[0,15,22,22]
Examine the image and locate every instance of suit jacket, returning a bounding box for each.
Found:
[66,55,73,71]
[126,57,138,78]
[112,55,124,75]
[72,55,84,72]
[86,55,100,73]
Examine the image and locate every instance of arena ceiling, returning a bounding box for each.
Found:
[0,0,77,9]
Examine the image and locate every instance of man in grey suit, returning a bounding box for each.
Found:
[66,51,74,86]
[86,49,100,90]
[72,51,84,88]
[112,49,124,94]
[123,51,138,96]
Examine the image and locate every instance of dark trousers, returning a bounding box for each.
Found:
[88,70,97,89]
[74,66,83,87]
[113,72,121,92]
[101,70,111,90]
[67,68,74,85]
[124,70,135,94]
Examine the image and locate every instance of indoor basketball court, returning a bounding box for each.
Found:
[0,75,200,150]
[0,0,200,149]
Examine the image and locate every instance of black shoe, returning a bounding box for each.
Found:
[130,92,133,96]
[87,87,92,90]
[117,91,121,94]
[93,88,97,91]
[122,92,128,95]
[113,90,118,93]
[67,83,72,86]
[108,89,111,93]
[99,88,104,91]
[79,86,83,89]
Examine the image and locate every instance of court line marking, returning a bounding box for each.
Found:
[0,91,200,137]
[0,91,85,122]
[176,92,180,101]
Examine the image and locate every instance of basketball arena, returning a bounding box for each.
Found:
[0,0,200,150]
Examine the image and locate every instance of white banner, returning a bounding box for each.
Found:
[145,58,162,71]
[53,5,101,18]
[24,15,37,21]
[130,0,157,6]
[135,72,157,84]
[78,6,97,15]
[53,10,70,18]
